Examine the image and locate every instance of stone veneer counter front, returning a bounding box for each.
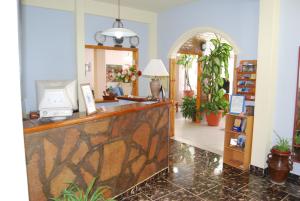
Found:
[23,102,170,201]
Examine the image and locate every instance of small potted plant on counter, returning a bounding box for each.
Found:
[52,177,115,201]
[200,37,231,126]
[293,131,300,162]
[267,135,293,184]
[181,96,197,122]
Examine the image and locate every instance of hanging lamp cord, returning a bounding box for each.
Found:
[118,0,120,20]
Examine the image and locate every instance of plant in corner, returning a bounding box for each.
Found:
[293,131,300,162]
[181,96,197,121]
[177,54,196,97]
[200,37,232,126]
[267,135,293,184]
[51,177,115,201]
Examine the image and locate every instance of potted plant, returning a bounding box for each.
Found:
[200,37,232,126]
[267,135,293,184]
[177,54,196,97]
[52,177,115,201]
[181,96,197,121]
[293,131,300,162]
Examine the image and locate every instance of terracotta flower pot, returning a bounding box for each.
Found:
[183,90,194,97]
[293,144,300,162]
[267,148,293,184]
[205,110,223,126]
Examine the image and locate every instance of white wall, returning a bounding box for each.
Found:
[273,0,300,175]
[0,1,29,200]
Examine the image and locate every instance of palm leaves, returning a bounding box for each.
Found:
[51,178,115,201]
[200,36,232,114]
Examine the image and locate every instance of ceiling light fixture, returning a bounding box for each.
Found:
[101,0,137,39]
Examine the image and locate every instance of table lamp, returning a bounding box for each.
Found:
[142,59,169,99]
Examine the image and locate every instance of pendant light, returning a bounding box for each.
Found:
[101,0,137,39]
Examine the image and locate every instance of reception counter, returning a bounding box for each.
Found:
[23,101,170,201]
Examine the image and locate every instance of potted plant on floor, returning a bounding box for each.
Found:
[52,177,115,201]
[293,131,300,162]
[267,135,293,184]
[181,96,197,122]
[200,37,232,126]
[177,54,196,97]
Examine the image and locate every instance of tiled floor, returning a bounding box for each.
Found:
[117,139,300,201]
[174,112,225,155]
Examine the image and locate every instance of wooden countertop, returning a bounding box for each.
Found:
[23,101,170,135]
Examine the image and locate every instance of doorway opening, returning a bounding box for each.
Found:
[169,30,238,155]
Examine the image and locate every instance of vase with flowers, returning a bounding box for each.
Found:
[113,66,142,95]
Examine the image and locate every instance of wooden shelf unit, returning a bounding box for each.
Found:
[223,114,254,170]
[234,60,257,101]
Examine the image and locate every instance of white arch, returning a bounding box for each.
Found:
[168,27,240,58]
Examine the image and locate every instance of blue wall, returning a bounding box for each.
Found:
[85,14,150,96]
[273,0,300,175]
[157,0,260,68]
[21,5,76,112]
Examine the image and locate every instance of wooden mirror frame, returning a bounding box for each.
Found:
[293,47,300,163]
[85,45,139,98]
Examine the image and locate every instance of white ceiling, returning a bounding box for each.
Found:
[94,0,198,12]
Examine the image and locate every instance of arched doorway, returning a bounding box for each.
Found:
[169,27,240,154]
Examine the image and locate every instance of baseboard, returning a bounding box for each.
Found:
[250,165,300,185]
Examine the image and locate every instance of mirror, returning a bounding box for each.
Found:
[293,47,300,163]
[85,45,139,100]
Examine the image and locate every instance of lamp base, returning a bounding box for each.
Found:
[150,79,161,99]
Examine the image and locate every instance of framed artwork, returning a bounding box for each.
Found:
[106,64,122,82]
[81,83,97,115]
[229,95,245,115]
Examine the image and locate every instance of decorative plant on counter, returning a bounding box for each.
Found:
[181,96,197,121]
[294,131,300,162]
[114,66,142,83]
[200,36,232,126]
[51,177,115,201]
[177,54,196,97]
[267,135,293,184]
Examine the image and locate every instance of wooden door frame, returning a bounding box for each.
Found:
[85,45,139,96]
[169,50,202,137]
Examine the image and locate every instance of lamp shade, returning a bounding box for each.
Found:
[102,27,137,38]
[142,59,169,77]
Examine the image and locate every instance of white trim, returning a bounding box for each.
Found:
[251,0,280,169]
[21,0,74,11]
[168,27,240,58]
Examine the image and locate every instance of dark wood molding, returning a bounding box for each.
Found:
[23,101,170,134]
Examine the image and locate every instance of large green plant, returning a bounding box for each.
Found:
[181,96,196,120]
[52,177,115,201]
[295,131,300,145]
[177,54,196,91]
[200,37,232,114]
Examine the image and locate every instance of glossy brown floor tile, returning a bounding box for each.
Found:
[116,139,300,201]
[156,189,203,201]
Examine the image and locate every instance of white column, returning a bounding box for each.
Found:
[0,1,29,200]
[251,0,280,168]
[75,0,86,112]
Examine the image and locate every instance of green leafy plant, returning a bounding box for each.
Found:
[200,36,232,114]
[274,135,291,152]
[295,131,300,145]
[181,96,197,120]
[51,177,115,201]
[177,54,196,91]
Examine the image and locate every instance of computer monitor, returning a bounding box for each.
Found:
[36,80,78,120]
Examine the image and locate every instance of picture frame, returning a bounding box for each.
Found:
[81,83,97,115]
[229,94,245,115]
